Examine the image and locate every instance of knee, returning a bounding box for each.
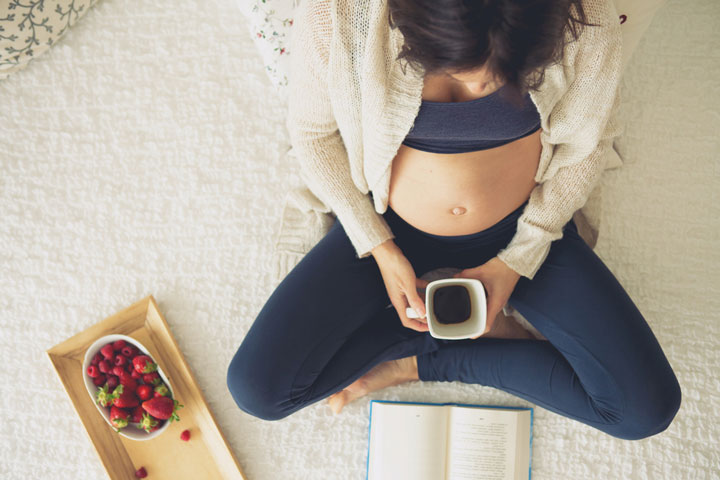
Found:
[225,348,294,422]
[614,372,682,441]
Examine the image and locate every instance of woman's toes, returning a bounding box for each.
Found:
[327,376,374,414]
[327,391,347,414]
[325,359,418,415]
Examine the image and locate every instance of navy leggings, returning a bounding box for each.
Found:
[227,200,681,440]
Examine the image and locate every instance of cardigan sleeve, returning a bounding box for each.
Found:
[496,0,623,280]
[285,0,395,259]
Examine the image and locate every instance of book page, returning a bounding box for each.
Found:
[367,402,449,480]
[513,410,531,480]
[445,407,518,480]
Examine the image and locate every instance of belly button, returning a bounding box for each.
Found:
[451,206,467,215]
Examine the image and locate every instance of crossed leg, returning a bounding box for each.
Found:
[326,309,537,414]
[407,220,682,440]
[226,219,439,421]
[227,216,680,440]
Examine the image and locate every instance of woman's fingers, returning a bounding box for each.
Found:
[408,293,426,319]
[408,279,427,318]
[401,279,430,331]
[409,318,429,331]
[404,299,428,331]
[392,294,428,332]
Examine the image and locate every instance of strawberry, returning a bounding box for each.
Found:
[114,354,127,367]
[112,339,127,351]
[95,384,119,407]
[100,343,115,359]
[91,352,103,365]
[142,372,160,385]
[153,384,169,398]
[130,369,142,380]
[93,374,107,387]
[129,405,145,424]
[135,466,148,478]
[98,359,112,374]
[118,371,137,392]
[136,384,153,401]
[138,412,159,433]
[180,429,191,441]
[142,396,183,422]
[112,365,125,377]
[106,375,119,390]
[110,405,129,431]
[132,355,158,374]
[112,384,139,408]
[86,365,100,378]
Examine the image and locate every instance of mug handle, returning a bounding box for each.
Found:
[406,307,423,319]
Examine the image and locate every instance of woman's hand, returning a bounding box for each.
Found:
[453,256,521,339]
[373,243,430,332]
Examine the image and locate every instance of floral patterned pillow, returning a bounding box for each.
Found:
[236,0,300,89]
[0,0,99,80]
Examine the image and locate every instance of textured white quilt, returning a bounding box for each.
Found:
[1,0,718,479]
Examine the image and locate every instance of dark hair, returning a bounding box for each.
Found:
[387,0,601,108]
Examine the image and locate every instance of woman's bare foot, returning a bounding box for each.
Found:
[327,314,538,414]
[327,356,419,415]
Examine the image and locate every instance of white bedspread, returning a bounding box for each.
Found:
[1,0,718,478]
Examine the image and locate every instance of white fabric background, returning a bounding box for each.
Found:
[0,0,718,479]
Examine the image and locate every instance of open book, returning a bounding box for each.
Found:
[366,400,532,480]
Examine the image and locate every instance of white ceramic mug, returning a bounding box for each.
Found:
[406,278,487,340]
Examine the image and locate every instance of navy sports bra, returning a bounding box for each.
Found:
[401,84,542,154]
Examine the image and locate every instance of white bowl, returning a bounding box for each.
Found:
[82,334,174,441]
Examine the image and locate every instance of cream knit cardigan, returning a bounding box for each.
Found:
[279,0,625,281]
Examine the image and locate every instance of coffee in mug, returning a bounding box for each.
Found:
[406,278,488,340]
[432,285,472,324]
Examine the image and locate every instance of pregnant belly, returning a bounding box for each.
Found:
[387,128,542,236]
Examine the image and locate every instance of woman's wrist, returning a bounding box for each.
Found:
[371,239,398,261]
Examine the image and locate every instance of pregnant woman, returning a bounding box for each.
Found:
[227,0,681,440]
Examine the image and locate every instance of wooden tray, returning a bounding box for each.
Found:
[47,295,247,480]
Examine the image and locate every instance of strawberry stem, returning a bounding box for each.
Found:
[169,399,184,422]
